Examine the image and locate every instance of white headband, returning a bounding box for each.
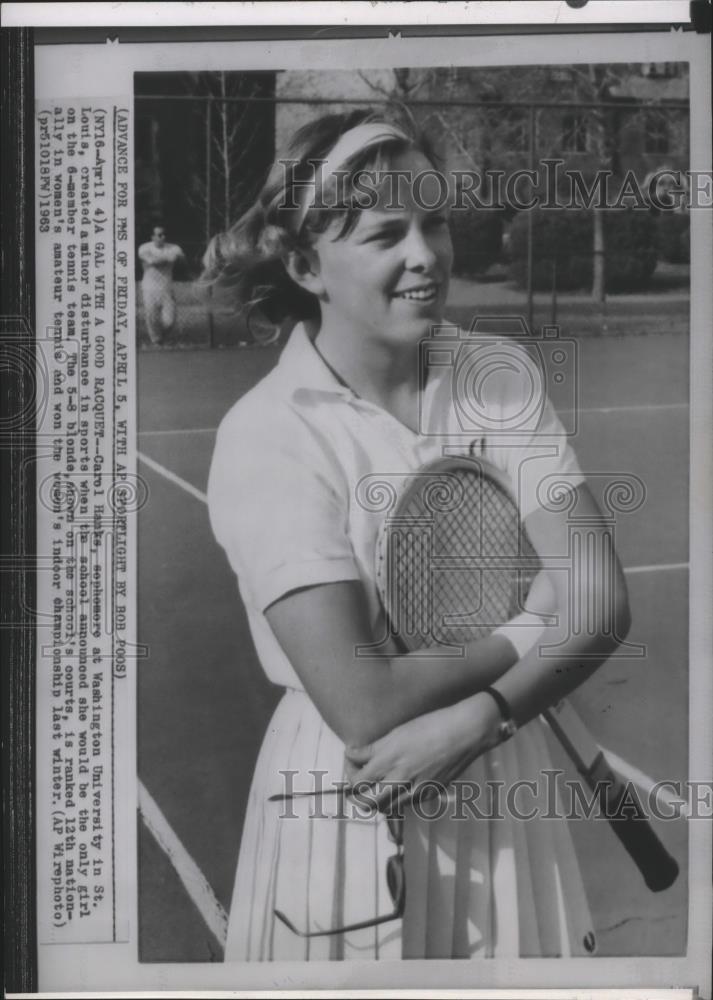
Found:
[294,121,410,231]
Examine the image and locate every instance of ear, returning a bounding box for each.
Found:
[283,246,325,298]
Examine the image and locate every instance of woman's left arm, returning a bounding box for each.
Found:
[482,479,631,721]
[346,480,631,791]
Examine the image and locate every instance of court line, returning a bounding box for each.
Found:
[559,402,688,416]
[136,400,690,438]
[137,450,208,504]
[626,561,688,575]
[138,780,228,949]
[139,427,217,437]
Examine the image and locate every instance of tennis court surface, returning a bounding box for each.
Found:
[136,328,689,962]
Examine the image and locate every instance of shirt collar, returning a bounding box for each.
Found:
[273,322,356,402]
[273,320,452,429]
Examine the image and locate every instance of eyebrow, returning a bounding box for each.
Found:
[355,216,406,240]
[355,206,448,240]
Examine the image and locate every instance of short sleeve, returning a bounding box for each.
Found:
[482,340,584,520]
[207,401,360,613]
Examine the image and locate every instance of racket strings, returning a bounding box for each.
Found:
[381,468,540,651]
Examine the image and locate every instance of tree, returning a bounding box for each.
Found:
[549,62,687,300]
[420,64,682,299]
[280,64,686,296]
[186,71,276,240]
[133,71,276,270]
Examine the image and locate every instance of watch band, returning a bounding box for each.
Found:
[481,686,518,742]
[482,685,512,720]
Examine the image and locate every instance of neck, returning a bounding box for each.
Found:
[310,314,421,404]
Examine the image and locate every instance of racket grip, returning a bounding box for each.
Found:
[587,752,679,892]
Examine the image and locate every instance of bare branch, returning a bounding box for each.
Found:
[429,110,480,171]
[404,68,435,98]
[356,70,396,101]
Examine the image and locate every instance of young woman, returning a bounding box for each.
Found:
[205,108,630,962]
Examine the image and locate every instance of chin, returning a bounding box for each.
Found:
[396,317,441,344]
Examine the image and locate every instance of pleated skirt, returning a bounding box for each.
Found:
[225,688,597,962]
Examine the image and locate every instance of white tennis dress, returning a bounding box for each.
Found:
[207,323,596,961]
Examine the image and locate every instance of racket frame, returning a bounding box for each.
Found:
[372,453,679,893]
[374,454,541,654]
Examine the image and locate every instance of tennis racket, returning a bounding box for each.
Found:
[373,454,679,893]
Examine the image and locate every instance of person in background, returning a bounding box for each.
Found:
[138,225,185,345]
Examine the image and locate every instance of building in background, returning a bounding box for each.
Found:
[134,64,689,296]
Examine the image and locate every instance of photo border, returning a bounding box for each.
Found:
[2,24,37,997]
[2,4,711,997]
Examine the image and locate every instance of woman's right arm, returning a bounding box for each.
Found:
[210,408,543,747]
[265,579,520,747]
[210,412,519,745]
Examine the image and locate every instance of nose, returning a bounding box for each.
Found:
[402,220,437,272]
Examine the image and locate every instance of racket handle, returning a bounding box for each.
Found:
[587,751,679,892]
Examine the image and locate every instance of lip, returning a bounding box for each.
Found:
[392,281,440,299]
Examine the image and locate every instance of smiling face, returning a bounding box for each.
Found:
[301,150,454,353]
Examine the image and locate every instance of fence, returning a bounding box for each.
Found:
[134,86,690,348]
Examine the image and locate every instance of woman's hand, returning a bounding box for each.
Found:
[344,693,502,810]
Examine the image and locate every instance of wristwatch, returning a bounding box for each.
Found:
[481,686,518,742]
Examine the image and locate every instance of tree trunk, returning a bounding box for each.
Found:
[588,66,608,304]
[220,71,230,227]
[592,205,606,303]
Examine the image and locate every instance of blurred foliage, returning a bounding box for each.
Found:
[507,207,659,292]
[656,211,690,264]
[449,207,505,277]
